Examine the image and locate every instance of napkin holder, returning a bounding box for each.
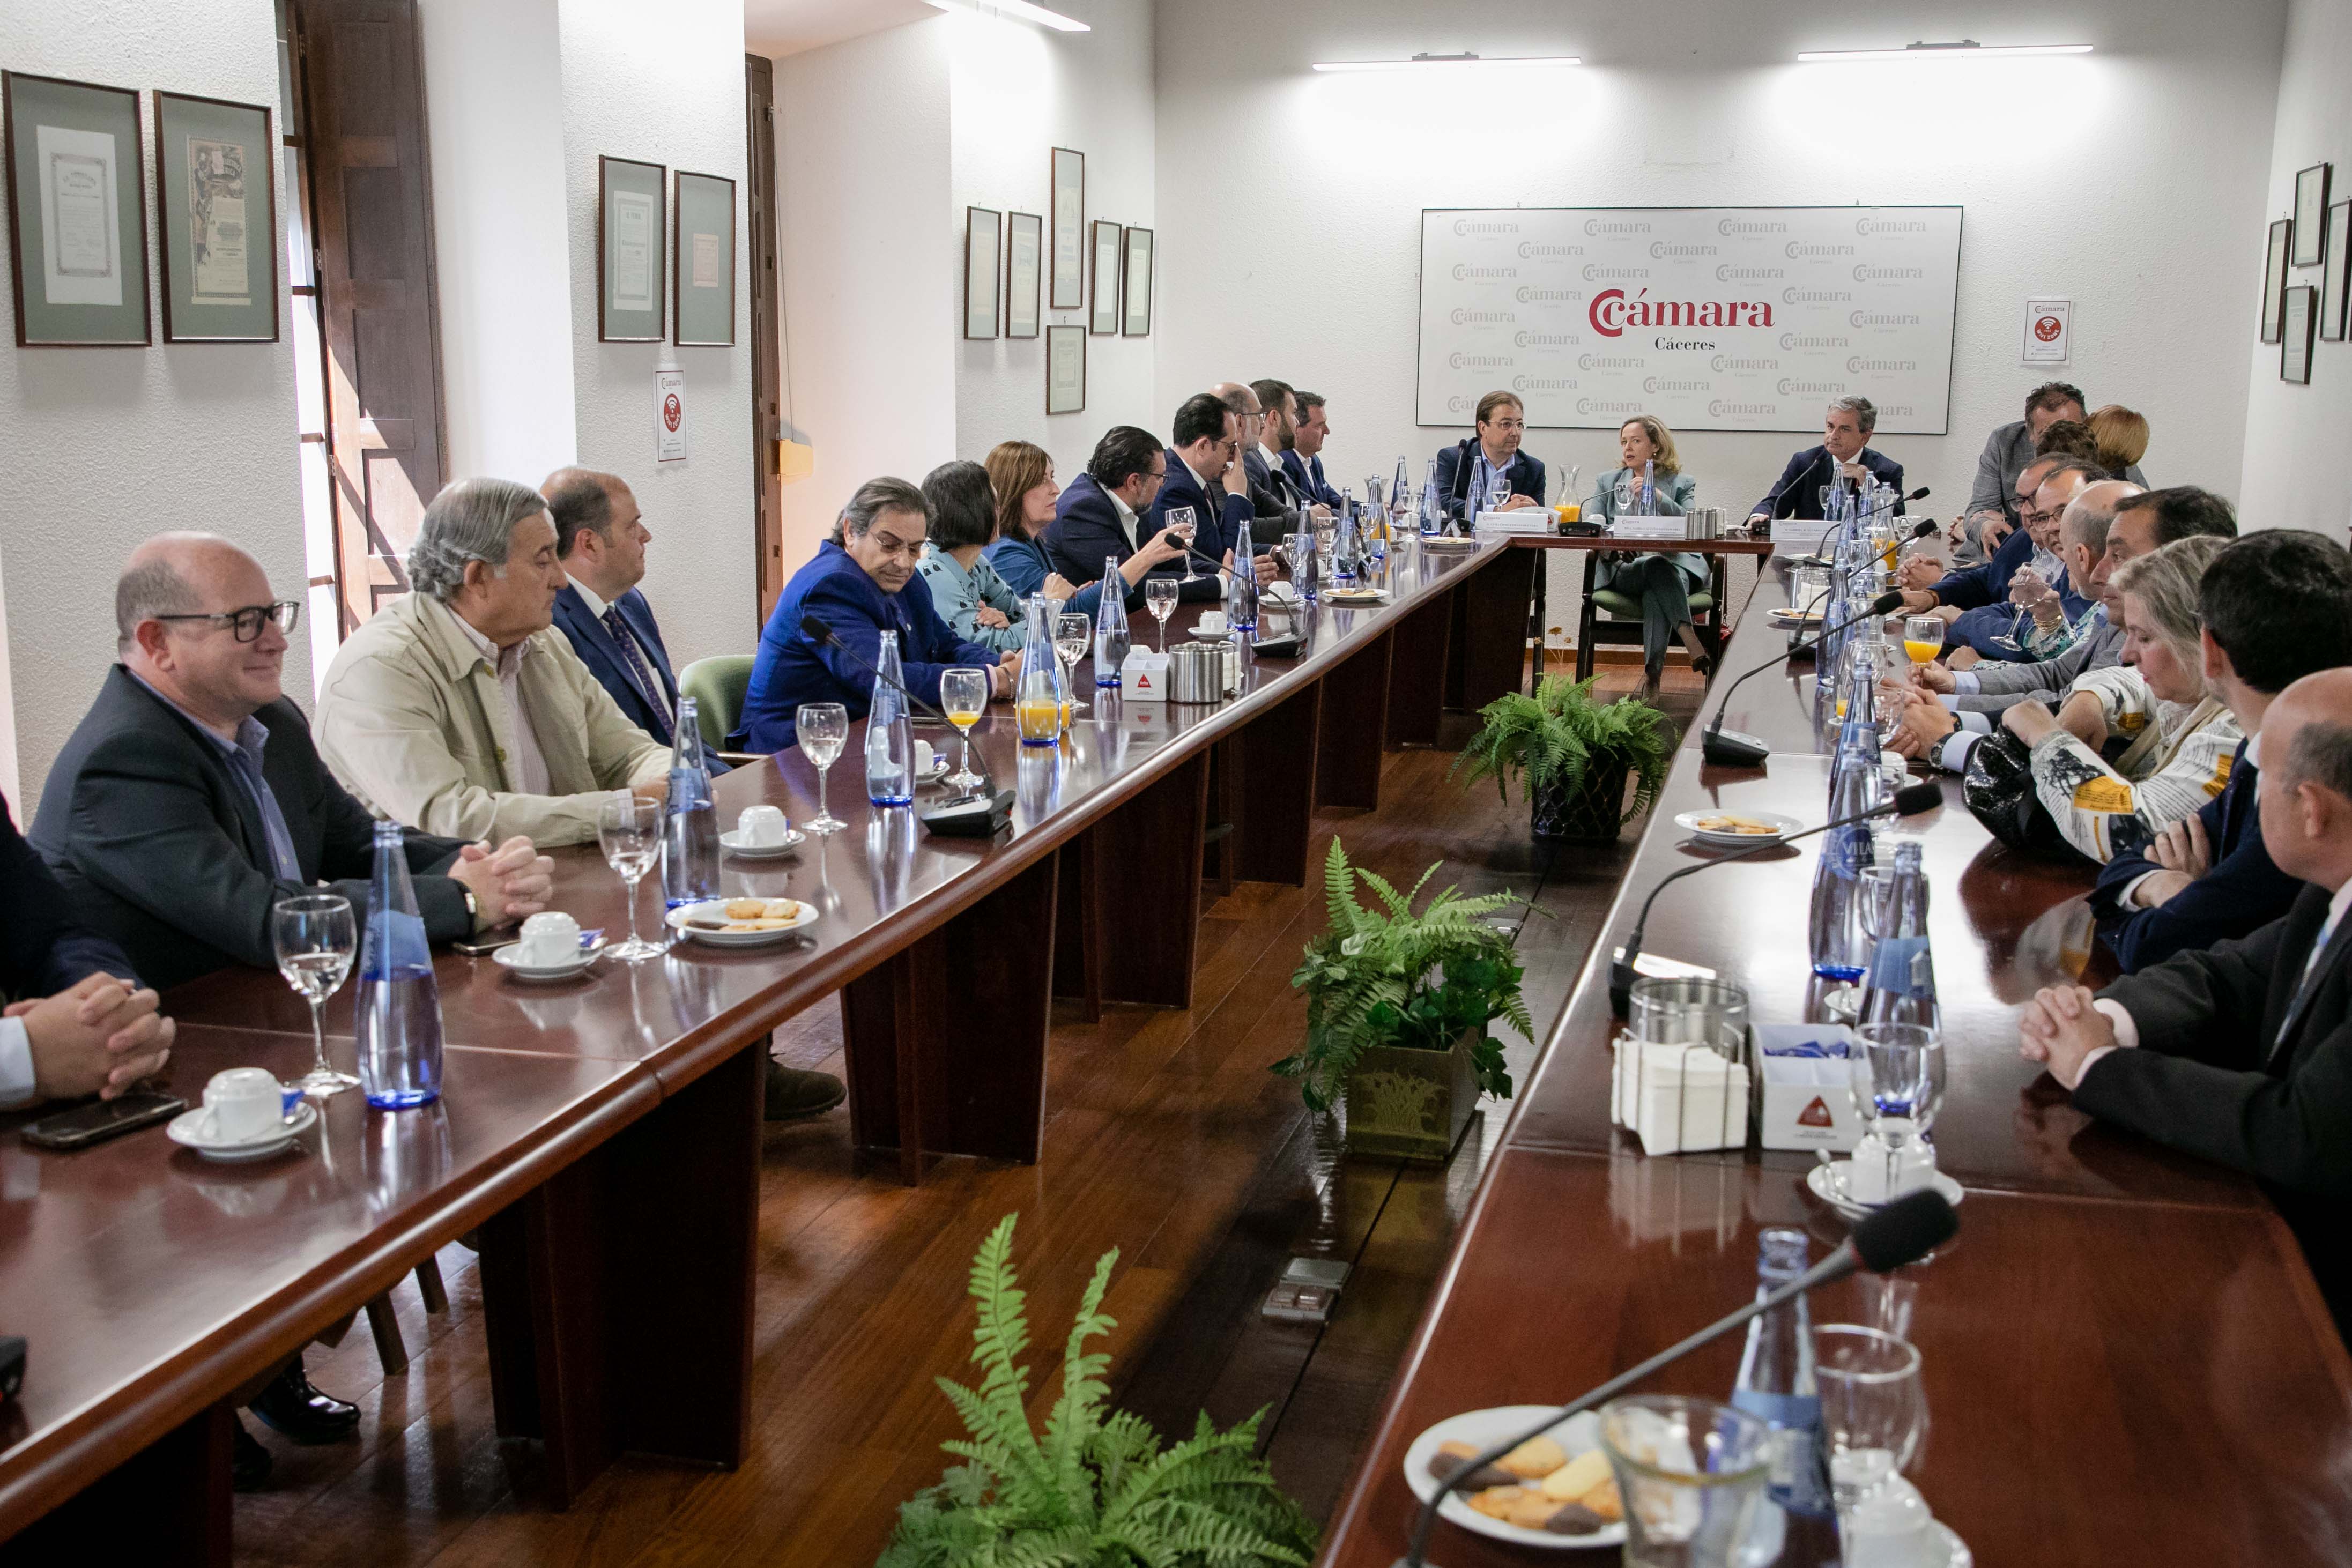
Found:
[1120,649,1171,702]
[1751,1023,1861,1153]
[1611,1032,1749,1155]
[918,787,1014,837]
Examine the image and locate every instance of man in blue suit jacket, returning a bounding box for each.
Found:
[1747,396,1905,524]
[542,469,709,755]
[1433,391,1546,521]
[738,477,1013,753]
[1040,426,1194,601]
[1144,392,1271,579]
[1282,390,1344,508]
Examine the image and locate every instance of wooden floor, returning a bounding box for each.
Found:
[235,664,1707,1567]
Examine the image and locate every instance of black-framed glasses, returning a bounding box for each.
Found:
[153,600,301,642]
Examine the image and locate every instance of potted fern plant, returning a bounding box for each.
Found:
[1271,839,1535,1162]
[879,1213,1318,1567]
[1453,673,1674,842]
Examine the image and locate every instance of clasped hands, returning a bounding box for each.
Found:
[2017,983,2119,1090]
[7,972,175,1101]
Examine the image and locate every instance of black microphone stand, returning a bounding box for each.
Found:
[1700,590,1905,768]
[798,616,998,798]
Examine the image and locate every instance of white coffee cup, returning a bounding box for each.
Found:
[1196,610,1229,634]
[915,740,936,772]
[202,1067,295,1143]
[1846,1124,1935,1202]
[518,911,582,966]
[1837,1475,1935,1567]
[738,804,789,846]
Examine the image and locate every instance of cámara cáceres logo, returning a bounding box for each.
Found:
[1588,288,1774,339]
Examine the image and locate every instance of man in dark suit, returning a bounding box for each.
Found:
[2021,668,2352,1329]
[1282,390,1343,508]
[1212,381,1290,521]
[1434,390,1546,522]
[1144,393,1276,586]
[1041,426,1193,599]
[543,467,698,754]
[2093,532,2352,971]
[1247,378,1313,516]
[1747,396,1906,524]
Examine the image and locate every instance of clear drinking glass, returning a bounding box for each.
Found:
[1990,566,2048,653]
[1848,1021,1944,1197]
[797,701,850,833]
[1288,530,1319,605]
[1055,611,1092,714]
[1901,614,1943,669]
[940,666,988,791]
[1167,506,1200,583]
[1146,576,1178,651]
[273,892,359,1096]
[1599,1395,1777,1568]
[598,792,667,961]
[1486,473,1511,515]
[1813,1326,1926,1520]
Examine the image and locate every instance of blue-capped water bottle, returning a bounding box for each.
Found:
[355,820,444,1109]
[864,628,916,802]
[662,695,721,908]
[1860,839,1940,1028]
[1809,739,1879,981]
[1094,555,1131,685]
[1227,519,1259,632]
[1731,1229,1839,1565]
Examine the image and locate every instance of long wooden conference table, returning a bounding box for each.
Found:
[0,535,1537,1560]
[1319,561,2352,1564]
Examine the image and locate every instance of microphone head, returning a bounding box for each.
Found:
[798,613,839,648]
[1892,781,1945,816]
[1909,486,1931,500]
[1907,518,1938,541]
[1851,1188,1958,1272]
[1866,589,1905,617]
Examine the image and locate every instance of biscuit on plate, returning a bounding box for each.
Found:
[1426,1441,1513,1491]
[1540,1449,1611,1502]
[1580,1477,1622,1522]
[1466,1486,1531,1520]
[763,898,802,920]
[1498,1436,1567,1478]
[724,898,766,919]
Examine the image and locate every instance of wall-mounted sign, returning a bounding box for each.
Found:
[655,366,687,462]
[2022,298,2071,365]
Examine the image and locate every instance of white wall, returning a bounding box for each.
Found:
[0,0,306,814]
[2239,0,2352,540]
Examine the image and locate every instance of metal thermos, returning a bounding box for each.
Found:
[1168,642,1222,703]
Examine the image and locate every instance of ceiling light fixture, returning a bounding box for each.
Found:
[1796,39,2091,63]
[922,0,1090,33]
[1311,51,1581,73]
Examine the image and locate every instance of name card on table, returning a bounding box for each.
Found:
[1608,518,1690,542]
[1771,516,1835,555]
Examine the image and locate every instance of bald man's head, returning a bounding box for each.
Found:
[116,532,288,728]
[2257,670,2352,885]
[116,533,263,651]
[2058,479,2141,560]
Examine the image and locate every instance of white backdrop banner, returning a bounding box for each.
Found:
[1417,207,1962,435]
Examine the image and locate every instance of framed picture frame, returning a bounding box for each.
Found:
[1089,218,1121,334]
[2323,202,2350,343]
[2283,284,2317,384]
[1121,225,1153,337]
[3,70,150,347]
[1049,146,1085,310]
[153,90,277,344]
[2294,163,2332,266]
[964,204,1001,339]
[1005,210,1041,339]
[2262,218,2291,344]
[1045,321,1085,414]
[597,155,666,342]
[672,169,736,347]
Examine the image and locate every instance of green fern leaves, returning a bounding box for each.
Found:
[1451,674,1675,827]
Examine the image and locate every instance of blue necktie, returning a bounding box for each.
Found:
[604,606,672,742]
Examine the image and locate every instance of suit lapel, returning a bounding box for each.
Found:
[2269,898,2351,1067]
[560,590,643,722]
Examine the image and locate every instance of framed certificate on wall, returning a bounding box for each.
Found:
[1089,218,1121,334]
[154,90,277,343]
[2322,202,2350,343]
[1049,146,1084,310]
[3,70,151,347]
[2294,164,2331,267]
[1045,322,1085,414]
[598,155,667,342]
[2262,218,2291,344]
[2282,284,2316,384]
[1005,210,1041,339]
[964,205,1000,339]
[1121,225,1153,337]
[672,169,736,347]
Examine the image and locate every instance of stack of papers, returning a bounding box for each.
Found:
[1473,510,1555,535]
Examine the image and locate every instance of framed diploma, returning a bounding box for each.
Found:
[153,91,277,343]
[2282,285,2316,385]
[964,205,1001,339]
[1045,322,1085,415]
[1089,218,1121,334]
[2323,202,2351,343]
[2294,164,2331,266]
[1049,146,1085,310]
[598,155,666,343]
[1005,210,1041,338]
[672,169,736,346]
[4,71,150,347]
[1121,225,1154,337]
[2262,219,2291,344]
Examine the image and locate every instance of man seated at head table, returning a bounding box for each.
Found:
[1281,389,1343,509]
[316,478,672,847]
[1434,390,1546,521]
[738,477,1018,754]
[2019,668,2352,1333]
[1745,395,1902,526]
[31,534,551,993]
[1038,426,1198,602]
[2088,532,2352,972]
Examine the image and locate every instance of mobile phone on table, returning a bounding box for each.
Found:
[19,1092,188,1152]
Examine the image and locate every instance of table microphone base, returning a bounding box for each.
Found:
[1700,726,1772,767]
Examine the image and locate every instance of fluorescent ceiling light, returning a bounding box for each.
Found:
[923,0,1089,32]
[1797,39,2091,62]
[1312,51,1581,72]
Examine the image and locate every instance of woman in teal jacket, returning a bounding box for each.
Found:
[1587,414,1708,694]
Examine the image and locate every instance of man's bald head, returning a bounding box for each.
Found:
[116,532,267,653]
[116,531,287,728]
[2257,670,2352,886]
[2059,479,2142,558]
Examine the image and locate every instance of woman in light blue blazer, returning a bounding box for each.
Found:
[1588,415,1708,693]
[918,461,1029,652]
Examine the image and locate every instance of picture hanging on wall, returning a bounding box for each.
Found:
[3,70,150,347]
[964,204,1000,339]
[2294,164,2332,266]
[1089,218,1121,334]
[1045,322,1085,414]
[597,155,667,342]
[154,90,277,343]
[672,169,736,347]
[2282,284,2316,384]
[2322,202,2350,343]
[2262,218,2291,344]
[1005,210,1041,338]
[1121,225,1153,337]
[1049,146,1085,310]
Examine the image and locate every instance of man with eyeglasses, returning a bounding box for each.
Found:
[1435,390,1547,523]
[1893,457,2101,638]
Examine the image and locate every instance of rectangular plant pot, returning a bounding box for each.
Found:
[1342,1032,1483,1163]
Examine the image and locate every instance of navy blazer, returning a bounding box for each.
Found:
[2092,740,2303,972]
[1752,445,1905,523]
[1047,470,1221,605]
[4,790,137,997]
[553,584,676,738]
[738,543,996,753]
[1434,438,1546,518]
[986,531,1116,620]
[1146,449,1257,571]
[1282,449,1342,508]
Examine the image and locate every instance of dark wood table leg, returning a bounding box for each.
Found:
[1236,681,1321,885]
[1052,830,1103,1022]
[1385,593,1452,749]
[1316,632,1394,811]
[0,1404,233,1566]
[1092,752,1209,1004]
[1455,549,1535,710]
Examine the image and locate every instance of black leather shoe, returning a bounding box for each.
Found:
[231,1419,274,1491]
[765,1061,847,1121]
[248,1357,359,1445]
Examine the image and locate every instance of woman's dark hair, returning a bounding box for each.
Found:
[2032,418,2100,463]
[920,460,997,552]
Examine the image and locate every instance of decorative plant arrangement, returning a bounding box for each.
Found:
[878,1214,1318,1568]
[1453,674,1675,842]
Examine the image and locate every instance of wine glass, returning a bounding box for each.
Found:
[273,893,359,1096]
[1486,473,1511,517]
[1288,531,1319,606]
[1145,576,1178,651]
[1055,612,1092,714]
[1849,1021,1945,1197]
[1813,1326,1927,1523]
[1901,614,1943,671]
[797,702,849,834]
[1167,506,1200,583]
[1989,566,2049,653]
[598,792,667,961]
[941,666,988,791]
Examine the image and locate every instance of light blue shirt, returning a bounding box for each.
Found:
[916,546,1027,652]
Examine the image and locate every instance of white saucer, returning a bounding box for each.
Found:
[1673,808,1802,848]
[492,938,607,981]
[1188,627,1234,641]
[167,1099,317,1162]
[1400,1406,1627,1552]
[1806,1159,1965,1222]
[667,898,819,947]
[720,827,806,858]
[914,758,952,786]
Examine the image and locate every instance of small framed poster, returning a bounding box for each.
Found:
[1045,322,1085,414]
[672,169,736,347]
[1049,146,1085,310]
[2262,218,2292,344]
[3,70,151,347]
[154,90,277,343]
[1121,225,1153,337]
[2323,202,2350,343]
[964,204,1000,339]
[1089,218,1121,334]
[2294,163,2332,266]
[1005,210,1041,339]
[2282,284,2316,384]
[2021,297,2070,365]
[598,155,666,342]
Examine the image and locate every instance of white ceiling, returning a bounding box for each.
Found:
[745,0,938,58]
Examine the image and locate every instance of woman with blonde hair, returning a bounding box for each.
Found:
[2088,405,2149,481]
[1586,414,1708,694]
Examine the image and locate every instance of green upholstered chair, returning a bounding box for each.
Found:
[677,655,763,761]
[1572,553,1727,680]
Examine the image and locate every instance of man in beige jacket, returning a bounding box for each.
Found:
[316,478,670,848]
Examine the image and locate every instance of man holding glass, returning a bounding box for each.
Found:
[1146,393,1275,588]
[1434,390,1547,522]
[1044,426,1206,603]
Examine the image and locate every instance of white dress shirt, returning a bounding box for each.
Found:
[0,1017,35,1108]
[447,604,552,796]
[1107,488,1140,552]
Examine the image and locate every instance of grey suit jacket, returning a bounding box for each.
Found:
[1950,614,2126,715]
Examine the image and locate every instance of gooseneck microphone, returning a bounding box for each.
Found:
[1607,778,1944,1012]
[1763,445,1830,525]
[799,614,984,736]
[1399,1188,1961,1568]
[1701,589,1906,767]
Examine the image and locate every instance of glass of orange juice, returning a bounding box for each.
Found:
[1902,614,1943,668]
[941,667,988,789]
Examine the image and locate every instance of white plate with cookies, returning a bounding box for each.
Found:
[666,897,818,947]
[1401,1406,1626,1551]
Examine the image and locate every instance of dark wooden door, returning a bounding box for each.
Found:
[294,0,447,633]
[746,53,784,619]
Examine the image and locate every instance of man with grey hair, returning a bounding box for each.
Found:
[1747,396,1905,524]
[316,477,670,848]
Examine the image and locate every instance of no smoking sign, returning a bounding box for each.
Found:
[655,369,688,462]
[2022,298,2071,365]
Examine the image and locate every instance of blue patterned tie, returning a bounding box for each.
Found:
[604,606,673,742]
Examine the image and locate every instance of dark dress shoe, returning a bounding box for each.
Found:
[765,1061,847,1121]
[248,1357,359,1445]
[231,1419,274,1491]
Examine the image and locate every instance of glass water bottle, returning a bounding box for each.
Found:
[1094,555,1130,685]
[355,820,444,1109]
[863,629,916,803]
[662,694,721,908]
